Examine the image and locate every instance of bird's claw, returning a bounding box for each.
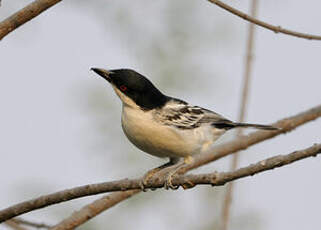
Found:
[164,172,179,190]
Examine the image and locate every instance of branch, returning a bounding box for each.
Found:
[0,0,62,40]
[221,1,259,229]
[49,143,321,230]
[207,0,321,40]
[50,190,140,230]
[0,104,320,223]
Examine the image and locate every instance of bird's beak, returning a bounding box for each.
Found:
[91,67,112,83]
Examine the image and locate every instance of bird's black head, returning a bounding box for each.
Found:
[91,68,169,110]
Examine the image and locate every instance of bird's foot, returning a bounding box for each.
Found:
[163,156,194,190]
[139,156,194,191]
[139,158,179,191]
[139,168,161,191]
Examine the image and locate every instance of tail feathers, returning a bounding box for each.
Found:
[233,122,279,130]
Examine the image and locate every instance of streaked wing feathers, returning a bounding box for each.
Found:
[154,100,232,130]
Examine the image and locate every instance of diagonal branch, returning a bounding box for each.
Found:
[207,0,321,40]
[0,104,320,223]
[50,143,321,230]
[0,0,62,40]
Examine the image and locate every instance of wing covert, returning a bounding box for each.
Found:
[153,99,232,130]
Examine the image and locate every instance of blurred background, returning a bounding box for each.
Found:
[1,0,320,229]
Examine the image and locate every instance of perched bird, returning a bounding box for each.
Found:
[91,68,278,190]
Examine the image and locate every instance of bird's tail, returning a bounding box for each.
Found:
[233,122,279,130]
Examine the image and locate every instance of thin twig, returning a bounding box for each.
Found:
[11,218,52,229]
[50,190,140,230]
[207,0,321,40]
[0,104,320,223]
[221,1,258,229]
[0,0,62,40]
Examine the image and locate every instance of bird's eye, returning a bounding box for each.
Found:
[120,85,127,92]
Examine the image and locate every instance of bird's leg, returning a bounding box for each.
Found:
[164,156,194,190]
[139,157,179,191]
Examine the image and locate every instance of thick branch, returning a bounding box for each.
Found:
[207,0,321,40]
[33,144,321,193]
[0,0,62,40]
[0,104,320,223]
[51,143,321,230]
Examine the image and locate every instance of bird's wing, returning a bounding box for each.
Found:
[154,99,233,130]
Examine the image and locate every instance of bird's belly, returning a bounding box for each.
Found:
[121,108,199,158]
[121,106,226,158]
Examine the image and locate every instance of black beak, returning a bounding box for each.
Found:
[91,67,112,82]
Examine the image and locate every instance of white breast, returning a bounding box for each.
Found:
[121,105,225,158]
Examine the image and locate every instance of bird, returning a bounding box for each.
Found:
[91,67,278,190]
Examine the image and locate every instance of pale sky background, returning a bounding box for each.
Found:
[1,0,320,230]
